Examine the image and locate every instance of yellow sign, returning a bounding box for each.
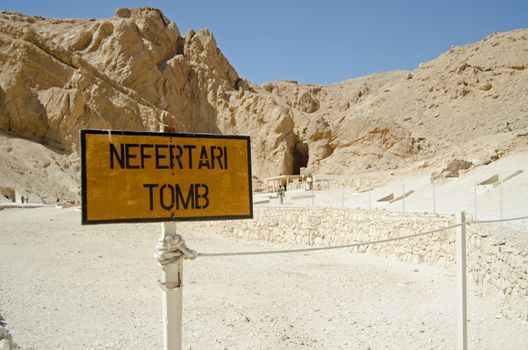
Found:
[81,130,253,224]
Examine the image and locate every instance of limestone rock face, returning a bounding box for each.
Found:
[259,29,528,176]
[0,8,527,202]
[0,8,301,183]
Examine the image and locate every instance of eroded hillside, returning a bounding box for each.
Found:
[0,8,527,202]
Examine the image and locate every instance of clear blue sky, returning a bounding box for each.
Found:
[2,1,527,85]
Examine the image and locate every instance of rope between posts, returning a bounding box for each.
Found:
[197,223,462,258]
[196,214,528,258]
[153,214,528,260]
[469,214,528,225]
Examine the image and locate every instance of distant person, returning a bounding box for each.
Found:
[56,198,60,205]
[26,195,29,203]
[21,195,24,204]
[278,185,285,205]
[306,175,313,190]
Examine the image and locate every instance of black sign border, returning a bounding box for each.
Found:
[81,129,253,225]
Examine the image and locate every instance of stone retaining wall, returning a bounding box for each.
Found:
[206,207,528,320]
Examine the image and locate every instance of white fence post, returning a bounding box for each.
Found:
[455,212,467,350]
[500,180,503,223]
[474,184,477,220]
[342,183,345,208]
[160,222,183,350]
[432,182,436,214]
[402,185,405,212]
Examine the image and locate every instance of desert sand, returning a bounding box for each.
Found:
[0,203,527,349]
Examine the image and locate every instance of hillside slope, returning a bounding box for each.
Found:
[264,29,528,175]
[0,8,527,202]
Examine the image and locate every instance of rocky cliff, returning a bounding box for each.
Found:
[0,8,527,202]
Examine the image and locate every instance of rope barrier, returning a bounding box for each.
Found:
[469,214,528,225]
[197,223,462,258]
[196,214,528,258]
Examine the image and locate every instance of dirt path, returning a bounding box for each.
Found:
[0,207,526,349]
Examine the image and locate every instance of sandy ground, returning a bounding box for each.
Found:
[0,207,527,349]
[258,152,528,232]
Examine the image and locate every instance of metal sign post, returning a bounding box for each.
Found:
[80,128,253,350]
[159,222,183,350]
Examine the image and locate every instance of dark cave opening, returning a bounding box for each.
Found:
[292,140,309,175]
